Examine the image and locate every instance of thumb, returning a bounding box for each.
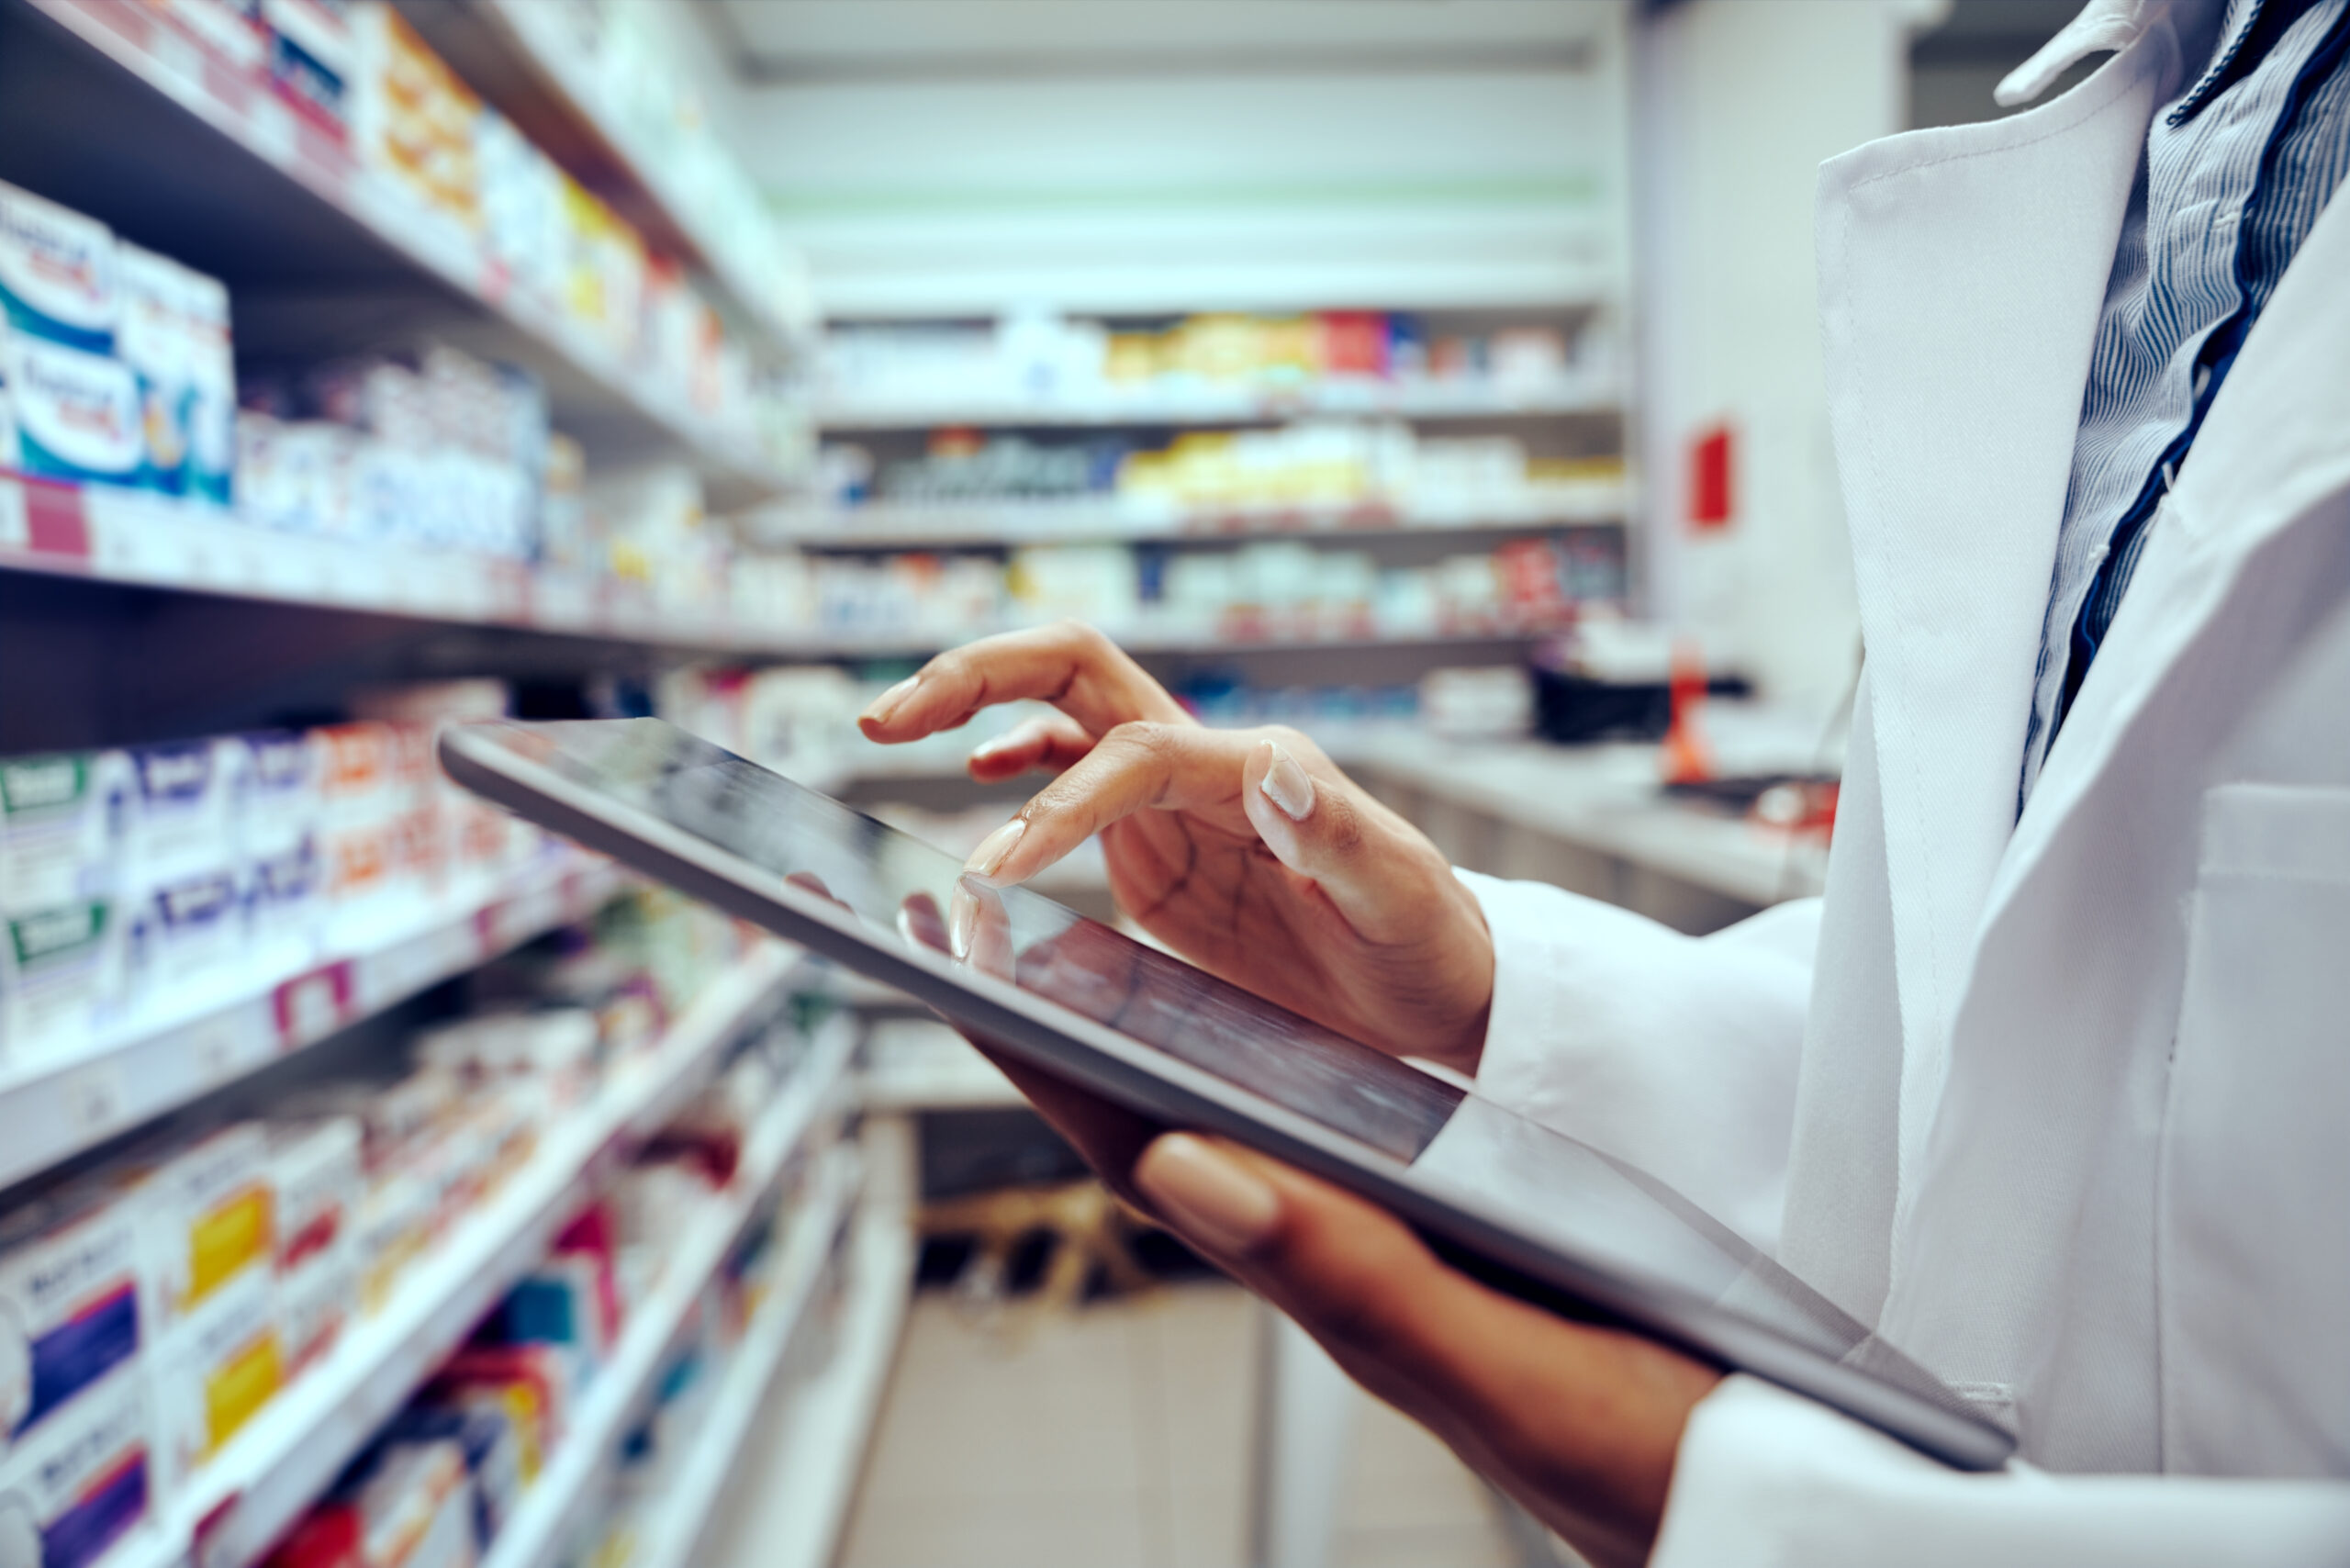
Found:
[1240,736,1428,944]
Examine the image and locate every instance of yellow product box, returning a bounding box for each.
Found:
[150,1265,279,1495]
[111,1122,275,1330]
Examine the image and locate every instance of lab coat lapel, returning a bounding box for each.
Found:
[1810,26,2171,1241]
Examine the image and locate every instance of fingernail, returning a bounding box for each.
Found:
[964,818,1026,884]
[1259,742,1315,822]
[947,882,979,961]
[969,731,1019,762]
[861,675,920,725]
[1136,1134,1279,1255]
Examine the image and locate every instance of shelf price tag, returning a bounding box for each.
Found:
[273,959,355,1048]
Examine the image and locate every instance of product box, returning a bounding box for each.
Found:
[0,183,115,355]
[380,1404,519,1550]
[263,0,354,131]
[122,866,244,1014]
[150,1264,280,1495]
[115,242,192,498]
[124,739,245,890]
[269,1117,361,1372]
[310,723,398,920]
[1,334,140,488]
[0,1361,151,1568]
[114,1122,274,1329]
[180,264,236,510]
[0,902,124,1071]
[150,0,267,74]
[0,754,128,915]
[349,1439,475,1568]
[239,730,319,862]
[0,1193,141,1465]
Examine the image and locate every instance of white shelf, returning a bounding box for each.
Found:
[0,479,1569,660]
[109,941,805,1568]
[754,491,1630,551]
[0,851,621,1193]
[815,380,1621,431]
[629,1145,867,1568]
[478,1013,861,1568]
[18,0,789,506]
[698,1189,917,1568]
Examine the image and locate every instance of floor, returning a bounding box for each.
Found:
[834,1282,1525,1568]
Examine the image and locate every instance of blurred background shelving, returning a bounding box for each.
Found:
[0,3,2076,1566]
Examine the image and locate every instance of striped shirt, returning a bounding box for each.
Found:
[2018,0,2350,806]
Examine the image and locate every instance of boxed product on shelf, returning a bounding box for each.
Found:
[0,180,116,357]
[412,1008,600,1107]
[124,865,246,1010]
[0,1188,143,1464]
[2,333,141,488]
[0,752,129,915]
[344,1436,476,1568]
[379,1402,522,1551]
[150,1260,283,1493]
[110,1120,275,1327]
[0,1360,152,1568]
[0,897,126,1073]
[268,1116,364,1374]
[262,0,355,132]
[476,109,565,309]
[116,241,194,496]
[310,721,401,923]
[347,4,484,246]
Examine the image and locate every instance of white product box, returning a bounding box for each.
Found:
[237,731,318,863]
[124,739,245,890]
[413,1008,599,1101]
[0,1361,151,1568]
[150,1264,279,1496]
[310,723,398,920]
[0,754,128,915]
[0,901,124,1071]
[244,834,320,970]
[0,333,140,488]
[354,1439,476,1568]
[273,1241,352,1379]
[115,242,192,498]
[123,866,244,1008]
[0,1192,142,1464]
[111,1122,274,1330]
[0,183,115,355]
[268,1117,361,1280]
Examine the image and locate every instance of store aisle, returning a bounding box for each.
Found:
[829,1282,1519,1568]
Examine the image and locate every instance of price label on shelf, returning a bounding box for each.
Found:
[273,960,355,1048]
[59,1057,129,1138]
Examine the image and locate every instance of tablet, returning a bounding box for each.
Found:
[441,717,2015,1473]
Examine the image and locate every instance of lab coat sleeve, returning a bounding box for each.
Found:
[1651,1376,2350,1566]
[1451,870,1820,1250]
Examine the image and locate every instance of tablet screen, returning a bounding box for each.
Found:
[461,718,2001,1462]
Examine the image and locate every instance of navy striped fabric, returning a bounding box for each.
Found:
[2018,0,2350,807]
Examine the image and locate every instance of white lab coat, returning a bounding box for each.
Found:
[1450,1,2350,1558]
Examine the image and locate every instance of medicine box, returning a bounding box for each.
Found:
[0,900,125,1073]
[0,1361,151,1568]
[124,867,245,1011]
[113,1122,274,1329]
[0,1192,142,1465]
[124,739,245,890]
[115,241,192,498]
[179,264,235,510]
[1,333,140,488]
[150,1264,281,1495]
[0,182,116,355]
[270,1119,362,1369]
[0,753,128,915]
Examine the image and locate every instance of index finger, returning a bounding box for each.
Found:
[857,621,1192,745]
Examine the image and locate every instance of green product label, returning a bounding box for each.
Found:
[0,755,89,817]
[8,902,106,966]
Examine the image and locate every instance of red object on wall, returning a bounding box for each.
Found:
[1688,423,1734,531]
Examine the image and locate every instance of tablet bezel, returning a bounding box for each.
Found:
[441,719,2016,1473]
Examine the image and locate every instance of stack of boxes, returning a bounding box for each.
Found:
[0,685,553,1078]
[0,182,234,507]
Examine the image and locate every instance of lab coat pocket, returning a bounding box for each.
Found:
[2158,782,2350,1478]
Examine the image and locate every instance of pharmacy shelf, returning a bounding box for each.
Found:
[754,493,1630,551]
[401,0,809,353]
[116,940,806,1568]
[12,0,789,506]
[478,1017,861,1568]
[815,381,1621,431]
[630,1145,867,1568]
[0,850,621,1194]
[696,1188,917,1568]
[0,479,1569,662]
